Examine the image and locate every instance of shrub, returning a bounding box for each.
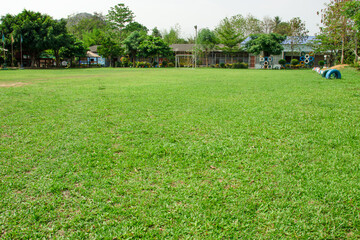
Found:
[240,62,248,69]
[225,63,232,69]
[162,61,168,67]
[278,59,286,66]
[167,62,175,68]
[318,60,325,68]
[120,57,130,67]
[220,63,226,68]
[291,59,299,67]
[152,61,158,67]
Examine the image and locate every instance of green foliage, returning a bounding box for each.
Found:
[151,27,162,38]
[220,63,226,68]
[138,36,172,61]
[59,36,87,63]
[121,22,148,39]
[82,28,105,47]
[66,12,106,40]
[197,28,217,66]
[106,3,135,30]
[318,60,325,68]
[232,62,248,69]
[0,10,68,67]
[245,33,286,56]
[163,24,187,44]
[215,17,244,56]
[97,36,122,67]
[123,31,146,66]
[291,58,299,66]
[278,59,286,65]
[135,61,151,68]
[343,1,360,32]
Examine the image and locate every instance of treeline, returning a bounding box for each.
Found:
[313,0,360,66]
[1,1,359,68]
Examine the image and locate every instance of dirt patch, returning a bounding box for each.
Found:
[0,82,30,88]
[330,64,349,70]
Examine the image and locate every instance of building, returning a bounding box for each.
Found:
[171,36,327,69]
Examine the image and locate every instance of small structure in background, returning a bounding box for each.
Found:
[81,45,107,67]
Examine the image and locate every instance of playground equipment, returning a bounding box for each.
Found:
[260,56,274,69]
[312,67,341,79]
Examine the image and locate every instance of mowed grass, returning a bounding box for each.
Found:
[1,68,360,239]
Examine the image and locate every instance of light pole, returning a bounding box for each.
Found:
[194,25,197,68]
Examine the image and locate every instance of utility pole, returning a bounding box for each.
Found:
[194,25,197,68]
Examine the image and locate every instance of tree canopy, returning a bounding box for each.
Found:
[245,33,287,56]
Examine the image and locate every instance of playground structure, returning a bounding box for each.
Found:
[313,67,342,79]
[259,56,274,69]
[175,54,195,68]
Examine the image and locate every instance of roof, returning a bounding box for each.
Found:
[87,51,101,58]
[170,44,195,52]
[89,45,100,53]
[242,36,316,45]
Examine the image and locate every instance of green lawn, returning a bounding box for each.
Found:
[1,68,360,239]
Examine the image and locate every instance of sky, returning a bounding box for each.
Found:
[2,0,329,37]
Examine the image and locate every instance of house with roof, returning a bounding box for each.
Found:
[171,36,326,69]
[81,45,107,66]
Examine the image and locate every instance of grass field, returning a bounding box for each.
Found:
[1,68,360,239]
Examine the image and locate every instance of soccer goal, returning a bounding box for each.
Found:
[175,54,195,68]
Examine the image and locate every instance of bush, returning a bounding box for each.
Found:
[167,62,175,68]
[152,61,158,67]
[220,63,226,68]
[120,57,130,67]
[278,59,286,66]
[225,63,232,69]
[318,60,325,68]
[162,61,168,67]
[291,59,299,67]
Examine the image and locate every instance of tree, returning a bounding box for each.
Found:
[197,28,217,66]
[163,24,187,44]
[98,36,122,67]
[106,3,134,31]
[318,0,353,64]
[245,33,287,56]
[288,17,309,59]
[0,10,55,67]
[215,17,244,63]
[121,21,148,39]
[138,35,172,63]
[244,14,262,36]
[123,31,146,67]
[47,19,72,67]
[151,27,162,38]
[343,1,360,62]
[82,28,105,47]
[60,36,87,66]
[261,16,275,34]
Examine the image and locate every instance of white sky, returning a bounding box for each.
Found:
[2,0,329,38]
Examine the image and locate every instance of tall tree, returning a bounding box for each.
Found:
[288,17,309,59]
[244,14,262,36]
[318,0,353,64]
[197,28,217,66]
[123,31,146,67]
[163,24,187,44]
[261,16,275,34]
[151,27,162,38]
[98,36,122,67]
[245,33,287,56]
[106,3,135,31]
[215,17,244,63]
[138,35,172,63]
[47,19,72,67]
[59,36,87,66]
[0,10,55,67]
[343,1,360,62]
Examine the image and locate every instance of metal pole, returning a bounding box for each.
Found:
[194,25,197,68]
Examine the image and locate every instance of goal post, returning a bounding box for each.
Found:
[175,54,195,68]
